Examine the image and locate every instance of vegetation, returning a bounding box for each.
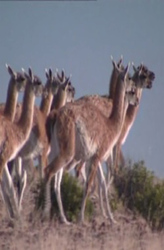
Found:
[35,160,164,230]
[35,172,93,222]
[114,160,164,231]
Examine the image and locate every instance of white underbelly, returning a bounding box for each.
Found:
[18,131,43,160]
[75,120,97,161]
[121,125,132,145]
[102,135,119,162]
[49,124,59,163]
[9,140,27,161]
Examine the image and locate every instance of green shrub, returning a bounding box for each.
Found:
[35,172,93,222]
[114,160,164,230]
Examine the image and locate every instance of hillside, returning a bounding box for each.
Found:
[0,163,164,250]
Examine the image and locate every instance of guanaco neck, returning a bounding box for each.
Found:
[125,88,142,123]
[3,78,18,121]
[109,76,126,126]
[46,86,68,144]
[51,87,67,110]
[120,92,135,134]
[17,82,35,135]
[109,66,120,99]
[40,92,53,116]
[116,88,142,146]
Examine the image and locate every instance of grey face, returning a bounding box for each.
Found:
[132,64,155,89]
[6,65,26,92]
[33,75,44,96]
[16,72,26,92]
[66,80,75,102]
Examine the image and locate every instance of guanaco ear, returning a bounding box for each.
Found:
[124,63,131,79]
[132,62,137,73]
[117,55,123,68]
[139,63,144,76]
[64,77,70,89]
[45,68,49,79]
[22,68,29,80]
[65,77,70,84]
[69,74,72,83]
[28,67,34,82]
[111,55,115,67]
[6,64,16,78]
[49,68,52,80]
[111,55,119,71]
[61,69,65,82]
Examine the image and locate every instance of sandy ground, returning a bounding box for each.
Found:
[0,176,164,250]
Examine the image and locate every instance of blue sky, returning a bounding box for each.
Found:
[0,1,164,176]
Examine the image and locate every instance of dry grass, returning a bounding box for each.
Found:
[0,175,164,250]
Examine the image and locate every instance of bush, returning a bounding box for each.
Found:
[114,160,164,230]
[35,172,93,222]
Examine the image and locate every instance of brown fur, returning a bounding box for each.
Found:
[14,71,61,180]
[74,57,123,177]
[2,66,26,121]
[10,72,75,213]
[0,69,43,219]
[113,65,155,171]
[44,66,130,223]
[75,64,155,176]
[0,70,43,178]
[0,66,26,218]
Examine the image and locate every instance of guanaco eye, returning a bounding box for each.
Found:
[17,74,25,82]
[68,88,72,92]
[140,75,147,80]
[34,76,42,85]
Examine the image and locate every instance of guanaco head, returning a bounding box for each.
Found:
[131,63,155,89]
[112,63,131,107]
[45,68,62,97]
[125,86,139,107]
[56,70,75,102]
[50,69,75,110]
[22,68,44,96]
[121,63,139,108]
[109,56,126,99]
[111,55,124,71]
[123,63,138,105]
[6,64,26,92]
[57,77,72,106]
[65,78,75,102]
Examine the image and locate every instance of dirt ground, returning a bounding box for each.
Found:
[0,176,164,250]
